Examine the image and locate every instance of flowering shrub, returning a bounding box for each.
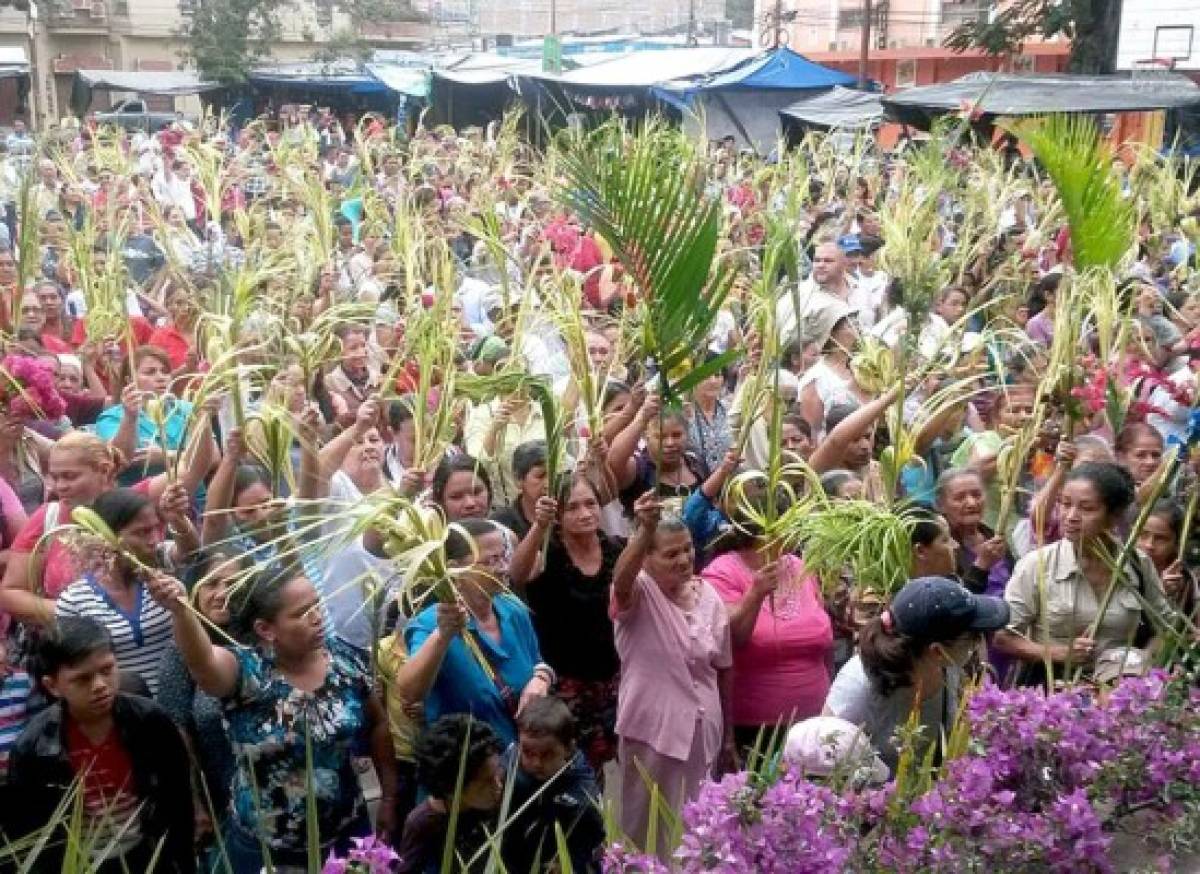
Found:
[0,355,67,421]
[322,835,400,874]
[604,670,1200,873]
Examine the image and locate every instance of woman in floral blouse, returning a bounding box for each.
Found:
[147,563,397,874]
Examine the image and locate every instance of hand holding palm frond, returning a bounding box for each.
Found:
[556,120,739,401]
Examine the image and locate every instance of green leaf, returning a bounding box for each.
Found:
[1007,114,1134,270]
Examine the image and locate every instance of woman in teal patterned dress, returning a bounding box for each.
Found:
[147,563,397,874]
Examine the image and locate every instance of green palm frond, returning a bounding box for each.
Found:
[555,119,739,401]
[1007,114,1134,271]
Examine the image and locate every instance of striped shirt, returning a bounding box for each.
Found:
[56,577,174,696]
[0,667,32,782]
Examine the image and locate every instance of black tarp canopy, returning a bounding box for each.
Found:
[884,72,1200,128]
[780,86,883,130]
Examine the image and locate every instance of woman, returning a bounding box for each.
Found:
[824,576,1009,773]
[701,504,832,751]
[146,564,397,873]
[995,462,1173,682]
[430,454,493,522]
[155,546,242,848]
[56,487,195,694]
[398,518,550,747]
[0,406,49,516]
[798,313,865,437]
[96,346,194,485]
[464,391,547,506]
[1,434,146,631]
[686,368,731,477]
[935,469,1011,597]
[510,476,623,772]
[1138,500,1198,621]
[147,283,200,372]
[611,493,734,860]
[610,402,704,515]
[1114,422,1165,498]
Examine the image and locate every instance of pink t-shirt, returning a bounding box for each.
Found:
[702,552,833,727]
[611,571,732,762]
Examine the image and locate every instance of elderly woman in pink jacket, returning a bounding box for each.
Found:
[610,492,736,859]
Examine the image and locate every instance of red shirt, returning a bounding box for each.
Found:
[41,333,74,354]
[66,718,141,826]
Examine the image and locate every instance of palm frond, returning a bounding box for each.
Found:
[1007,114,1134,271]
[555,119,737,401]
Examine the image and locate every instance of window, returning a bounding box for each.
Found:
[838,7,865,29]
[1154,25,1194,61]
[896,58,917,88]
[1011,54,1035,74]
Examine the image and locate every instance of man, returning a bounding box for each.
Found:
[776,240,856,345]
[846,235,889,330]
[4,120,32,159]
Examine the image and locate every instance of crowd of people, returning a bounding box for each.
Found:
[0,106,1195,874]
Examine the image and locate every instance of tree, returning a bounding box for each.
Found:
[943,0,1124,75]
[179,0,287,85]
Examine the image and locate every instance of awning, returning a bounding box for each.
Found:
[542,47,755,89]
[74,69,216,96]
[663,47,856,96]
[780,86,883,130]
[365,63,429,98]
[884,72,1200,126]
[247,60,391,95]
[0,46,28,80]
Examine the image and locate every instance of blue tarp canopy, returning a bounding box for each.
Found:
[657,47,856,99]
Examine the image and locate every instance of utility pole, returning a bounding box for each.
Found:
[772,0,783,48]
[686,0,695,46]
[857,0,872,89]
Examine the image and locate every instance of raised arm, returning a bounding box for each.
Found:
[394,603,468,703]
[509,496,556,589]
[607,392,660,491]
[200,427,246,547]
[319,394,380,481]
[612,492,660,613]
[109,384,143,468]
[809,385,899,474]
[146,572,240,698]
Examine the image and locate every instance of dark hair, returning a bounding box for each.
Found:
[183,544,247,591]
[512,440,548,481]
[517,696,576,748]
[132,344,171,371]
[431,454,492,506]
[1064,462,1137,518]
[415,714,501,800]
[910,507,947,547]
[825,401,859,434]
[229,563,307,641]
[820,469,861,498]
[859,618,934,696]
[444,518,501,564]
[1147,499,1185,544]
[39,617,113,676]
[601,380,630,412]
[1114,422,1163,455]
[554,473,601,511]
[387,396,417,431]
[90,488,155,536]
[782,413,812,440]
[233,465,273,502]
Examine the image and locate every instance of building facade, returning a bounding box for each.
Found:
[0,0,431,126]
[752,0,1068,89]
[412,0,728,45]
[1115,0,1200,73]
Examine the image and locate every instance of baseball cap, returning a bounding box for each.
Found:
[888,576,1010,642]
[783,716,889,785]
[837,234,864,255]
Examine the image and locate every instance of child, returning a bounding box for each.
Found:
[397,714,502,874]
[0,635,33,799]
[502,697,604,874]
[7,617,194,873]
